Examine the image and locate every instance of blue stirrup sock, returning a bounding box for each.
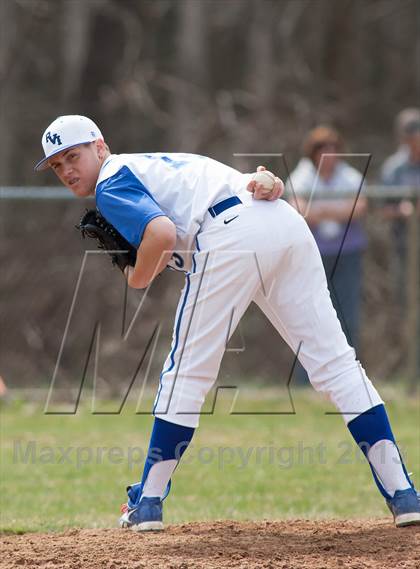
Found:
[127,406,414,506]
[347,404,413,500]
[128,418,194,506]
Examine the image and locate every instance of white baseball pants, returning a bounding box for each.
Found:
[153,195,382,428]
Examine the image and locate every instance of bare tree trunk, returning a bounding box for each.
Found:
[60,0,93,105]
[0,0,18,184]
[246,0,274,114]
[416,1,420,99]
[168,0,209,150]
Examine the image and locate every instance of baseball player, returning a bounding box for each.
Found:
[36,115,420,531]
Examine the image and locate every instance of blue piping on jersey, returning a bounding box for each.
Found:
[153,233,201,416]
[143,154,188,169]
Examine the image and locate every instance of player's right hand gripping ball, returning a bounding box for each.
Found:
[251,170,276,191]
[76,209,137,273]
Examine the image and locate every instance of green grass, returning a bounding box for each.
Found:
[1,387,419,533]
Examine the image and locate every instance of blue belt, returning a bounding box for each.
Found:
[208,196,242,218]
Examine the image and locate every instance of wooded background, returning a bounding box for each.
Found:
[1,0,419,392]
[1,0,419,183]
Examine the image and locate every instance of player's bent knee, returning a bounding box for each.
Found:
[305,354,383,423]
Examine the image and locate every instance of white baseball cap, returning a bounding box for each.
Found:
[35,115,103,171]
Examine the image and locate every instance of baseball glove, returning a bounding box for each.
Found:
[76,209,137,273]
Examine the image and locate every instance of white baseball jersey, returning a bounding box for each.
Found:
[95,153,251,272]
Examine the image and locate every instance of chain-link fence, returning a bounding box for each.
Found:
[0,187,418,396]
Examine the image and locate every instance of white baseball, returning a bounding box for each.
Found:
[251,170,276,191]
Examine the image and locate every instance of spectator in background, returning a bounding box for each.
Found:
[0,376,7,399]
[380,108,420,308]
[287,126,367,383]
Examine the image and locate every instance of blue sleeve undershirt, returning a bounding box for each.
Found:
[95,165,166,248]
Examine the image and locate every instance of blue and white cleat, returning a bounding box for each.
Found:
[119,497,164,531]
[386,488,420,527]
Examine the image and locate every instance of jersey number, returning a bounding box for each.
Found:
[171,253,184,268]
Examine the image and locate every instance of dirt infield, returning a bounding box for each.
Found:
[1,519,419,569]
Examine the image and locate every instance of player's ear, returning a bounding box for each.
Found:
[95,138,108,159]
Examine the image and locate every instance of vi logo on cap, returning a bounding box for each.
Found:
[45,132,62,146]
